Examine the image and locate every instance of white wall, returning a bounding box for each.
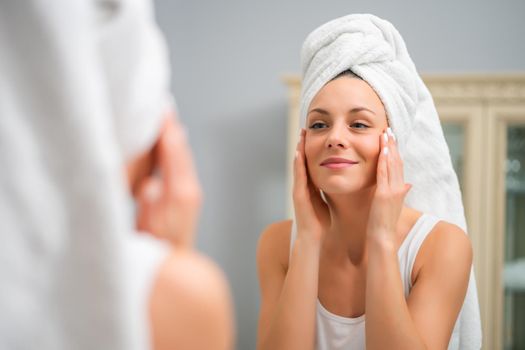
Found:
[153,1,525,348]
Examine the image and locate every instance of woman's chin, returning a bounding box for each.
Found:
[321,186,358,195]
[316,178,374,195]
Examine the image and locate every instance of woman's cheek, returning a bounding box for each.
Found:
[355,133,381,158]
[357,134,381,184]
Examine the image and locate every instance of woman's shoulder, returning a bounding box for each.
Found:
[407,208,471,251]
[430,219,472,260]
[419,214,471,249]
[412,216,473,284]
[256,220,293,272]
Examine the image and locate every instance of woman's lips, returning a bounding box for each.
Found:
[322,162,356,169]
[320,157,358,169]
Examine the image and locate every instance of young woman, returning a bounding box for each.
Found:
[257,14,480,350]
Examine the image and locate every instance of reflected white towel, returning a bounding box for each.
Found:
[300,14,482,349]
[0,0,170,349]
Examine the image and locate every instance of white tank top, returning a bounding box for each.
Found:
[289,213,461,350]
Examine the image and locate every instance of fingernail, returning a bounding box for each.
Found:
[383,132,388,143]
[383,146,389,155]
[387,127,396,142]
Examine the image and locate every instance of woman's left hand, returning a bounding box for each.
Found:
[366,128,411,248]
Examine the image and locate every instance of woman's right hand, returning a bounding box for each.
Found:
[135,112,202,249]
[293,128,330,244]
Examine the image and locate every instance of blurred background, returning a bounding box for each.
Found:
[154,1,525,349]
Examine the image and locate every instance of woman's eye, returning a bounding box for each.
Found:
[309,122,327,129]
[351,122,369,129]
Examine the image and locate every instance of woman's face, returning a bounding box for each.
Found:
[305,76,388,194]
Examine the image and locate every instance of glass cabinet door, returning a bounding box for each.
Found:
[503,125,525,350]
[441,111,525,350]
[442,123,466,193]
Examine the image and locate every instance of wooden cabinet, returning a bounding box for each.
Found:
[283,74,525,349]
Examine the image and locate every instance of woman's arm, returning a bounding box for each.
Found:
[365,130,471,349]
[407,223,472,348]
[366,223,472,350]
[257,129,330,350]
[150,251,234,350]
[256,221,321,350]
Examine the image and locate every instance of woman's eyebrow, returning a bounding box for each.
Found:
[308,106,376,115]
[350,107,376,115]
[308,108,329,115]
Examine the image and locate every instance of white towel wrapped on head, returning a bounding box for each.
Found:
[300,13,482,349]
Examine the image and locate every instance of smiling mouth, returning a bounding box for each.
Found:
[321,162,357,169]
[320,157,358,169]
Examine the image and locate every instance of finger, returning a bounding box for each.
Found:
[302,132,328,212]
[292,154,307,219]
[308,180,328,214]
[168,202,197,248]
[159,114,199,196]
[376,131,389,189]
[294,129,319,224]
[137,177,198,248]
[136,177,163,235]
[293,129,308,189]
[386,127,403,188]
[296,128,305,154]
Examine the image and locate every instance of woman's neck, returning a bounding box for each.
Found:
[323,187,376,264]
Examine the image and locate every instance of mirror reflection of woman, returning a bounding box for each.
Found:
[0,1,233,349]
[257,15,481,350]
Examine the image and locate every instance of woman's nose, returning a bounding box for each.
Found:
[325,126,349,149]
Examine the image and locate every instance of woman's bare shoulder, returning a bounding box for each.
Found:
[430,220,472,261]
[256,220,293,272]
[412,219,473,284]
[428,220,472,257]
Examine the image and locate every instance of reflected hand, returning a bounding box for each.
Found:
[367,128,411,247]
[136,112,202,249]
[293,128,330,244]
